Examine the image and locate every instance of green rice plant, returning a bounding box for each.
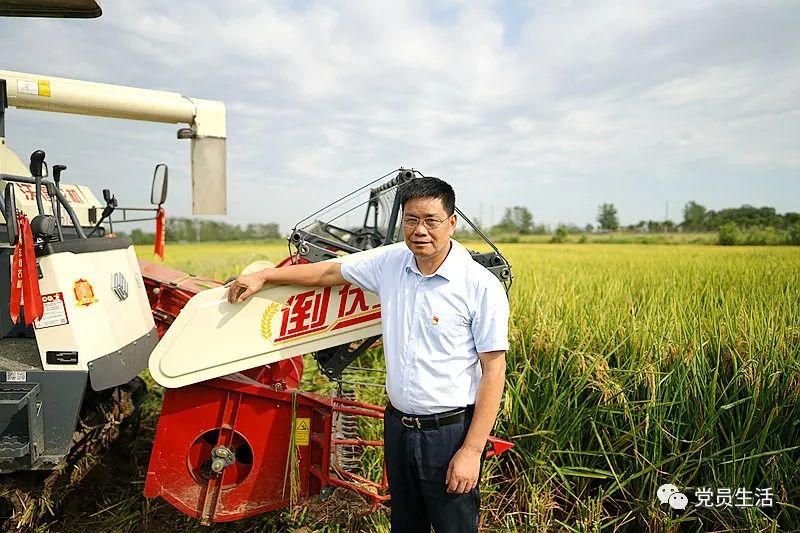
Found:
[492,244,800,531]
[55,242,800,532]
[135,241,291,280]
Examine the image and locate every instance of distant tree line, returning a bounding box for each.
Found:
[678,202,799,245]
[680,202,800,232]
[128,218,281,244]
[127,203,800,246]
[490,206,549,235]
[454,202,800,246]
[718,222,800,246]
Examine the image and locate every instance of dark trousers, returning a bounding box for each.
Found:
[384,408,481,533]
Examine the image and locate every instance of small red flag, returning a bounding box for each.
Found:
[9,213,44,326]
[154,207,166,261]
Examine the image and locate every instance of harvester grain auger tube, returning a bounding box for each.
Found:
[0,69,227,215]
[0,1,102,18]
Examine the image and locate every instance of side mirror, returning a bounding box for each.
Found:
[151,163,168,206]
[4,183,18,246]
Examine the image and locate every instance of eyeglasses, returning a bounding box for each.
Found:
[402,216,449,230]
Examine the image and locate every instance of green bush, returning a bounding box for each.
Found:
[718,222,741,245]
[716,226,794,246]
[741,226,784,245]
[550,226,569,244]
[495,234,520,243]
[790,222,800,245]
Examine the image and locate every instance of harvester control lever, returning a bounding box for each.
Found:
[51,165,66,240]
[87,189,118,237]
[52,165,66,183]
[29,150,47,216]
[29,150,46,178]
[101,189,118,221]
[210,446,235,474]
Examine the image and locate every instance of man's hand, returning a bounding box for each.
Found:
[226,271,267,303]
[226,262,346,304]
[445,446,482,494]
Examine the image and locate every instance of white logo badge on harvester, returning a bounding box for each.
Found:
[112,272,129,301]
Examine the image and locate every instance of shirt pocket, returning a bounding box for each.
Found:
[425,313,472,359]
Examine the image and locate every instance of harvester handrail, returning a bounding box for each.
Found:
[0,172,86,236]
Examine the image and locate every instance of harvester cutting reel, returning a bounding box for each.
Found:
[143,169,514,524]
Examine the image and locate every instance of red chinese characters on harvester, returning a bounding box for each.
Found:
[274,284,381,344]
[138,258,512,525]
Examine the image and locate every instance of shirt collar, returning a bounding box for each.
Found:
[404,240,466,281]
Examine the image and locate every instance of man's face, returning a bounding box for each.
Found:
[402,196,456,260]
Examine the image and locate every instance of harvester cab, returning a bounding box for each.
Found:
[0,143,163,473]
[0,65,226,523]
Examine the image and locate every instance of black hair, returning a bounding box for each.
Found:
[399,177,456,216]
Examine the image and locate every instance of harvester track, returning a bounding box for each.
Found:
[0,377,146,531]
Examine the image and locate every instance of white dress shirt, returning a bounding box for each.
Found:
[341,240,509,415]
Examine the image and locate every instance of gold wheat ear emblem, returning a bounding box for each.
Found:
[261,302,282,341]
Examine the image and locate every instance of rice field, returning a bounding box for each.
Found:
[483,244,800,532]
[59,242,800,532]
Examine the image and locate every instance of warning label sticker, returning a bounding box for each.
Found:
[37,80,51,97]
[15,79,50,97]
[17,80,38,95]
[295,418,311,446]
[6,371,26,382]
[34,292,69,329]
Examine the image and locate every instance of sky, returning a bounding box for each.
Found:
[1,0,798,232]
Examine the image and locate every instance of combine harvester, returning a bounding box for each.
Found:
[0,2,227,525]
[0,1,514,528]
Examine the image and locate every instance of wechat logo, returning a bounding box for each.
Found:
[658,484,688,510]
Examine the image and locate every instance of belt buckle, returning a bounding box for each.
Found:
[401,415,421,429]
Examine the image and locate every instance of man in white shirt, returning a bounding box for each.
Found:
[228,177,509,533]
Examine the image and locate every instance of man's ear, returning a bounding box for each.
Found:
[450,214,457,235]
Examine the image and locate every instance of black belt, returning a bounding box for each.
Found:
[387,403,473,430]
